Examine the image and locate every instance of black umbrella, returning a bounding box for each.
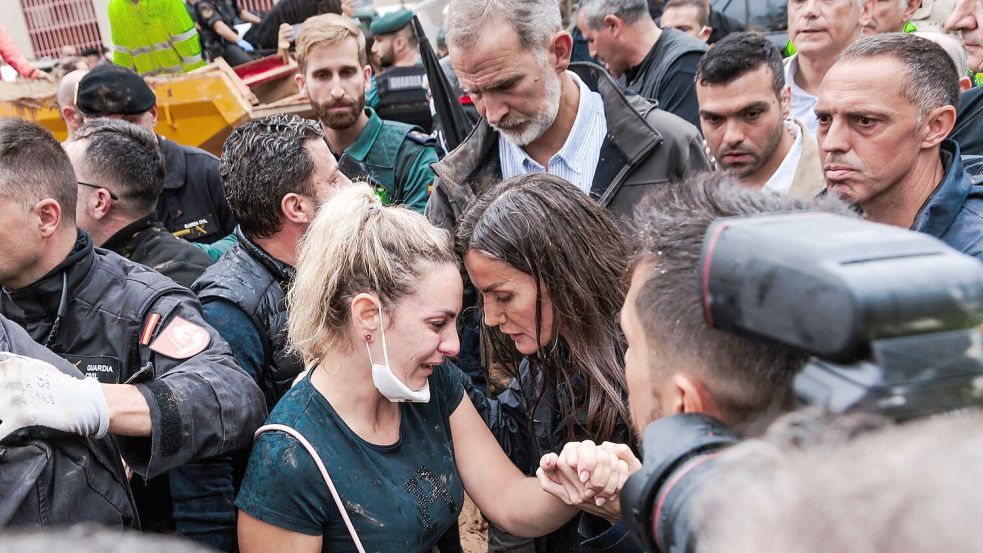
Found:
[411,15,474,152]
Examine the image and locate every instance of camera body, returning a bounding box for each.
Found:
[623,213,983,552]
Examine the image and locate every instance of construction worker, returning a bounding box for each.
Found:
[108,0,206,76]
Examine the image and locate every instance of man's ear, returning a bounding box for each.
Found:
[350,293,382,334]
[780,85,792,119]
[548,31,574,73]
[33,199,63,239]
[920,105,957,148]
[281,192,313,225]
[698,26,712,43]
[148,105,159,128]
[902,0,920,23]
[858,0,875,28]
[294,71,307,96]
[362,64,373,93]
[602,13,623,35]
[90,188,113,219]
[671,373,722,419]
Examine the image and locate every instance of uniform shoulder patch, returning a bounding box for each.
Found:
[149,316,211,359]
[406,130,436,146]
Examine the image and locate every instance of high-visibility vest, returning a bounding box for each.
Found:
[109,0,206,76]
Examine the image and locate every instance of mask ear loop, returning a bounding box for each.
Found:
[364,301,392,368]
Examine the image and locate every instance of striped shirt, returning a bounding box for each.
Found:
[499,71,608,194]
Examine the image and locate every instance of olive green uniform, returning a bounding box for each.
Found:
[345,108,438,213]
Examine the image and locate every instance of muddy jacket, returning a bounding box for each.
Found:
[0,314,137,529]
[193,227,303,408]
[102,213,214,289]
[0,230,266,478]
[426,62,709,231]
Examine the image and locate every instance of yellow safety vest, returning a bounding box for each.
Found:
[109,0,206,76]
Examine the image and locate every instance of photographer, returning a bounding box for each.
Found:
[538,174,853,543]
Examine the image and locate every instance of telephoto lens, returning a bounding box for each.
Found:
[620,414,739,553]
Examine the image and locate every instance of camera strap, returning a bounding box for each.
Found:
[254,424,367,553]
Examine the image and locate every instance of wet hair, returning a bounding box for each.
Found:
[220,114,324,239]
[456,173,634,446]
[0,118,77,222]
[296,13,368,71]
[579,0,650,29]
[838,33,960,120]
[697,32,786,98]
[445,0,562,52]
[663,0,709,26]
[72,118,165,216]
[288,185,458,364]
[630,173,855,429]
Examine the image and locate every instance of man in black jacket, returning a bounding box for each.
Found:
[66,119,212,289]
[193,115,350,409]
[0,315,136,530]
[576,0,707,129]
[0,118,265,549]
[75,64,236,248]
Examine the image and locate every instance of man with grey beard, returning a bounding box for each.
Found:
[427,0,708,231]
[428,2,708,552]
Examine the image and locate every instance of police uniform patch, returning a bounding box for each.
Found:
[64,355,122,384]
[150,316,211,359]
[170,213,219,241]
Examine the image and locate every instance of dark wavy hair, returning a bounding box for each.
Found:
[456,173,634,446]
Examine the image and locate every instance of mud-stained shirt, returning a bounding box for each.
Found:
[236,362,466,552]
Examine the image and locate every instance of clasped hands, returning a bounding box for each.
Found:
[536,440,641,521]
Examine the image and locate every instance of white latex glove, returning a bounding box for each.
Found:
[0,353,109,441]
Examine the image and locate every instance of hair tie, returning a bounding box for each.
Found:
[367,199,382,214]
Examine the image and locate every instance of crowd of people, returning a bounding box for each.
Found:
[1,0,983,552]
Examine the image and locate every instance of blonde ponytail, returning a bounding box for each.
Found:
[287,185,457,364]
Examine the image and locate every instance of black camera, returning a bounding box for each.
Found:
[621,213,983,552]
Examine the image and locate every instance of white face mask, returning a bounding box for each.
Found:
[366,305,431,403]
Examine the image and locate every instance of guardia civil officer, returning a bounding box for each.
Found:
[0,119,265,546]
[188,0,261,67]
[367,8,434,132]
[75,65,237,256]
[295,14,438,213]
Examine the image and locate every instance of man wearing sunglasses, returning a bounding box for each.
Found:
[65,119,213,289]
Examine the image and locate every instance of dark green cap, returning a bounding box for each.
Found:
[370,8,414,36]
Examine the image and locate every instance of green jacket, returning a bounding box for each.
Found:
[346,108,438,213]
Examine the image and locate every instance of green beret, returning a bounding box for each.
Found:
[370,8,414,36]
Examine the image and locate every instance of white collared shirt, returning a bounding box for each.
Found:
[785,56,818,137]
[498,71,607,194]
[763,121,803,195]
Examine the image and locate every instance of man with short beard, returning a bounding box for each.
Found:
[697,33,825,198]
[295,14,438,212]
[429,0,708,231]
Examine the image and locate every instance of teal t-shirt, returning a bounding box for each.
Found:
[236,363,466,553]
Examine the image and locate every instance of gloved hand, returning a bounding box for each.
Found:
[237,38,254,53]
[0,353,109,442]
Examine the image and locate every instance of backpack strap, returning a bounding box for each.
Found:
[254,424,367,553]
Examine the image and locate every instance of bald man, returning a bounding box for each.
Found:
[57,69,88,141]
